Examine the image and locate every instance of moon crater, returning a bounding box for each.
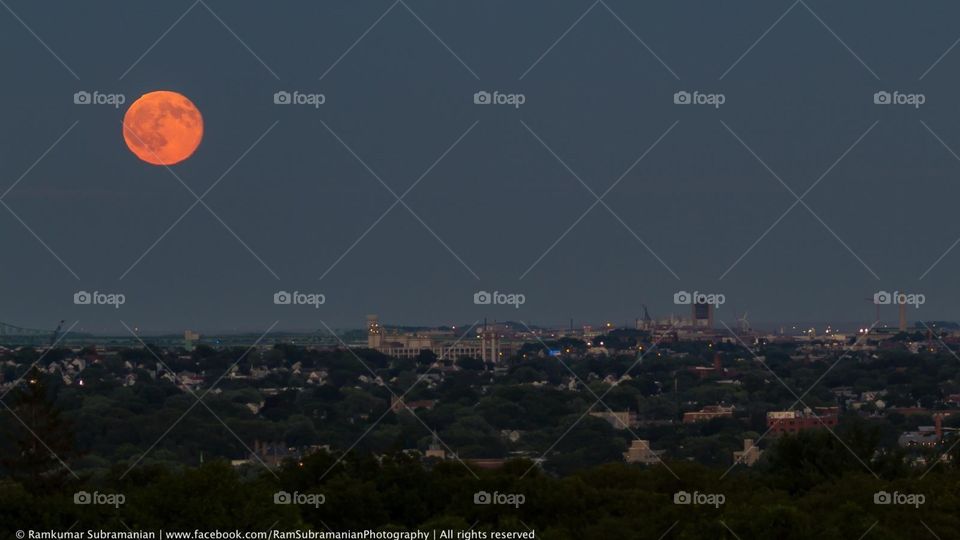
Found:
[123,91,203,166]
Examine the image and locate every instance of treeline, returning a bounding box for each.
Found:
[3,437,960,540]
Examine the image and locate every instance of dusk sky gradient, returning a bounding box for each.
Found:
[3,0,960,334]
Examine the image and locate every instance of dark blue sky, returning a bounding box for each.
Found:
[2,0,960,334]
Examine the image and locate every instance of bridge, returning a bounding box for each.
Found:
[0,321,58,346]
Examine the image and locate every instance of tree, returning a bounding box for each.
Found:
[0,368,79,492]
[416,350,438,367]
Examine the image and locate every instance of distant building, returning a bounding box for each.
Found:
[898,414,950,448]
[899,427,939,448]
[766,408,839,435]
[732,439,762,466]
[623,439,664,465]
[251,440,294,468]
[184,330,200,350]
[390,396,436,414]
[692,302,714,328]
[365,315,497,361]
[590,410,638,430]
[367,315,382,348]
[683,405,735,424]
[424,432,446,459]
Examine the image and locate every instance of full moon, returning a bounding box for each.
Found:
[123,91,203,166]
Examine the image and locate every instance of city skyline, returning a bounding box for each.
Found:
[10,2,960,537]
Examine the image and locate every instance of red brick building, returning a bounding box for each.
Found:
[766,408,838,435]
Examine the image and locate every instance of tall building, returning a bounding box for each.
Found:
[732,439,762,466]
[184,330,200,351]
[367,315,382,349]
[480,327,500,362]
[692,302,714,328]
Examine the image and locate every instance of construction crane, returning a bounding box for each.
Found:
[50,320,64,346]
[737,312,751,334]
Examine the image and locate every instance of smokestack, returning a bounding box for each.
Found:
[713,353,722,372]
[899,302,907,332]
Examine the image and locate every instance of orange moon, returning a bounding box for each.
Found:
[123,91,203,166]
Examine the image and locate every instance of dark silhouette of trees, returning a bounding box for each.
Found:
[0,367,79,493]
